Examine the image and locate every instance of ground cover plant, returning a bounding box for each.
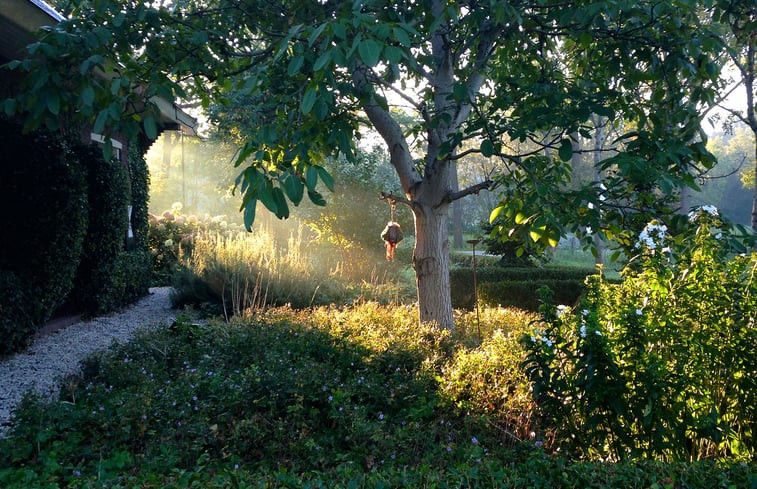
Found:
[1,302,754,488]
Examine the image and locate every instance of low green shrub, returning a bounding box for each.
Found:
[450,265,597,310]
[0,120,88,353]
[478,279,586,311]
[523,209,757,461]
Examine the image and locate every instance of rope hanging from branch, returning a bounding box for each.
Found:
[381,200,403,261]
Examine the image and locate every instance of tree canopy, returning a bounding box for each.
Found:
[3,0,732,327]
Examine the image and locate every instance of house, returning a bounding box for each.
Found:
[0,0,198,153]
[0,0,197,355]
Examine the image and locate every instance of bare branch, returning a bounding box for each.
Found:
[380,191,413,208]
[441,179,493,206]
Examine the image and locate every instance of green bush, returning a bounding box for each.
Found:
[0,272,35,356]
[127,145,150,251]
[66,143,130,316]
[0,120,88,352]
[479,279,586,311]
[523,210,757,461]
[450,265,596,310]
[110,250,152,306]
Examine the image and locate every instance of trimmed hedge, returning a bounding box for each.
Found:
[0,120,89,354]
[61,141,151,316]
[0,120,152,355]
[0,272,35,356]
[128,144,150,251]
[479,279,587,310]
[66,143,130,316]
[450,266,598,311]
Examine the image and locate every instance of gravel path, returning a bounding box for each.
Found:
[0,287,176,437]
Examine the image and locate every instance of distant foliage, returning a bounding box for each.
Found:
[0,120,88,354]
[523,209,756,461]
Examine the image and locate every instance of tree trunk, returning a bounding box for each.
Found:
[752,139,756,231]
[450,161,463,249]
[413,201,454,329]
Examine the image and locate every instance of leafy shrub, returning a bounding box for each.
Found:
[147,204,242,285]
[127,145,150,251]
[66,143,130,315]
[110,250,152,306]
[450,265,596,310]
[0,272,35,356]
[479,279,586,311]
[522,209,757,461]
[0,120,88,352]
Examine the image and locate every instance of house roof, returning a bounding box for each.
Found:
[0,0,197,134]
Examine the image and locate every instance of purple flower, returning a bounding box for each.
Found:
[535,440,543,447]
[471,437,479,445]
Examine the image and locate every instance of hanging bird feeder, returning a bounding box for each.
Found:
[381,200,403,261]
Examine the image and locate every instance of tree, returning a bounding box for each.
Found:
[4,0,721,329]
[706,0,757,229]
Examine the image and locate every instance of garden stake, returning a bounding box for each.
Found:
[467,238,482,341]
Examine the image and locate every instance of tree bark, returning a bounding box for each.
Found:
[752,138,756,231]
[450,161,463,249]
[413,200,453,328]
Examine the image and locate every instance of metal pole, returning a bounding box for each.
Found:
[467,238,482,341]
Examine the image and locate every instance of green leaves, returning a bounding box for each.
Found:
[301,86,317,115]
[357,39,381,67]
[558,139,573,162]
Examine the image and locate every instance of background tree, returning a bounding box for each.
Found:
[706,0,757,229]
[5,0,722,329]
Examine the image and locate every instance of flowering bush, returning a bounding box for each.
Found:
[148,203,244,285]
[522,207,756,461]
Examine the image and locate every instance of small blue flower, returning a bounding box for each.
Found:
[471,437,479,445]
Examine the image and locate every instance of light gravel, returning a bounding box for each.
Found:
[0,287,176,437]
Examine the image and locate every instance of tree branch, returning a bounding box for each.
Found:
[442,179,493,206]
[380,191,414,208]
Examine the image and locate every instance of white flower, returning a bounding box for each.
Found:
[636,222,668,250]
[595,330,602,336]
[164,239,174,248]
[688,205,719,222]
[715,233,722,240]
[579,325,587,338]
[530,336,537,343]
[588,202,595,210]
[635,309,643,316]
[556,305,570,317]
[581,309,590,316]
